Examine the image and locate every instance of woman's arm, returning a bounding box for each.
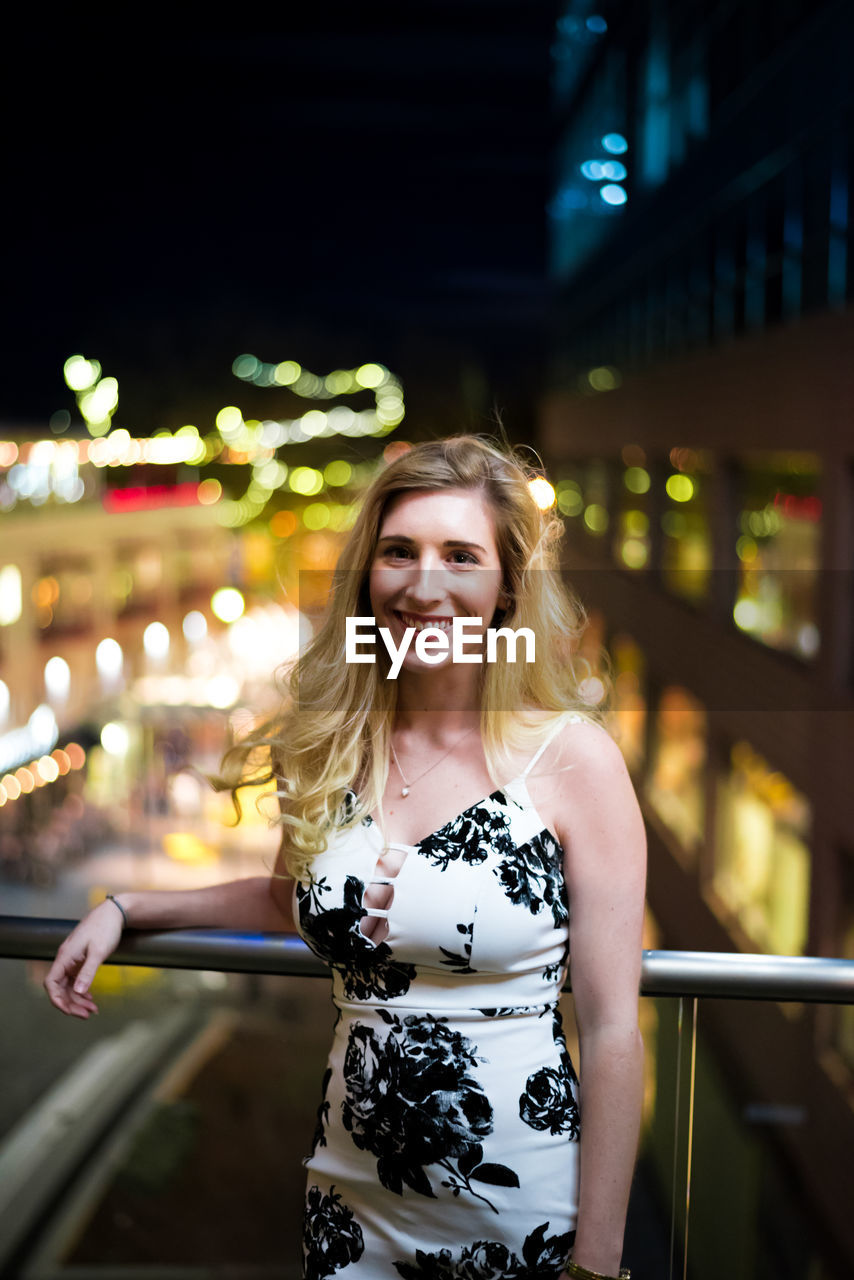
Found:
[555,722,647,1277]
[44,833,296,1020]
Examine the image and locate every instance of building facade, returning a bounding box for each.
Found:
[543,2,854,1276]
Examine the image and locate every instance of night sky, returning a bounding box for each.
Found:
[3,5,558,438]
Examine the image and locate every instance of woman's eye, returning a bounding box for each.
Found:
[384,545,413,560]
[449,551,479,565]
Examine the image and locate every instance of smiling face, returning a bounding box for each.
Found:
[368,488,506,673]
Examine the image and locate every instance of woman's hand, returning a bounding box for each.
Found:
[43,899,125,1018]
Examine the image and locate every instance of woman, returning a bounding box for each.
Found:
[46,436,646,1280]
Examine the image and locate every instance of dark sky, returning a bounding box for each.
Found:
[3,4,558,437]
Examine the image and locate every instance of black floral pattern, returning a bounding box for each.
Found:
[518,1007,580,1139]
[303,1184,364,1278]
[440,922,477,974]
[542,940,569,985]
[341,1011,519,1211]
[297,766,581,1272]
[297,874,416,1001]
[418,795,517,871]
[477,1003,553,1019]
[494,830,568,927]
[393,1223,575,1279]
[311,1066,333,1154]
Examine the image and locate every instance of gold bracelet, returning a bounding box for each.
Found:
[565,1259,631,1280]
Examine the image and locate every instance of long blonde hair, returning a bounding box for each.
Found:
[216,435,606,881]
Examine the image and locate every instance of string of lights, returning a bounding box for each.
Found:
[0,355,407,529]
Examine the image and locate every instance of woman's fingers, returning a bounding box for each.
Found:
[45,904,124,1018]
[44,944,101,1016]
[73,956,101,997]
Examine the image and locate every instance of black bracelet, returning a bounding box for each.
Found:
[104,893,128,928]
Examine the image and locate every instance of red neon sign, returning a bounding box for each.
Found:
[103,483,201,513]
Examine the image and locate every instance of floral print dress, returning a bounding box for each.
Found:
[294,715,584,1279]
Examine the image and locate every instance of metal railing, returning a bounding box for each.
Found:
[3,915,853,1002]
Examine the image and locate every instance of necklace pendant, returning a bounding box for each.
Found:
[401,786,410,797]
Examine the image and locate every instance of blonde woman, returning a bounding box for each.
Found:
[46,436,646,1280]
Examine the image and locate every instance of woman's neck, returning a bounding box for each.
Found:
[394,667,483,728]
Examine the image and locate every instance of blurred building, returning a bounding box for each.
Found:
[0,434,312,880]
[0,359,397,881]
[542,1,853,1276]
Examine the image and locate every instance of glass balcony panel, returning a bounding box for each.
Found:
[2,924,852,1277]
[681,1000,849,1280]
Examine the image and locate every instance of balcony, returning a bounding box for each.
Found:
[1,918,853,1280]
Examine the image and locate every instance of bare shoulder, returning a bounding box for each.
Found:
[533,716,645,869]
[541,715,632,796]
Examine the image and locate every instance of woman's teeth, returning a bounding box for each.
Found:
[396,612,454,632]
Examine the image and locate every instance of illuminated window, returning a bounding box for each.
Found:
[608,633,646,772]
[660,449,713,602]
[645,686,707,858]
[712,741,811,955]
[733,453,821,660]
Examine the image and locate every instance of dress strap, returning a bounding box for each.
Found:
[519,711,584,779]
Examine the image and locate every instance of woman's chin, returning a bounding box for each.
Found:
[398,654,454,677]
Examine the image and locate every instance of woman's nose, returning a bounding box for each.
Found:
[405,559,447,604]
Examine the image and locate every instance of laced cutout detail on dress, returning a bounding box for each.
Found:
[359,842,410,944]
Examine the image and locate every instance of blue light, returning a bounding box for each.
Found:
[602,133,628,155]
[601,160,627,181]
[580,160,605,180]
[600,184,628,206]
[586,15,608,34]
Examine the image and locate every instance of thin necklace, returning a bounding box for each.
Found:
[389,726,478,798]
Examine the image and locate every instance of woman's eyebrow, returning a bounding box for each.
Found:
[377,535,488,553]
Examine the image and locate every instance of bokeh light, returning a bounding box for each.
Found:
[183,611,208,643]
[528,477,556,510]
[270,510,298,538]
[600,184,628,206]
[95,637,124,681]
[666,474,695,503]
[101,722,131,756]
[0,565,23,626]
[211,588,245,623]
[197,478,223,505]
[289,466,324,496]
[624,467,651,494]
[45,656,71,702]
[143,621,170,661]
[63,354,101,391]
[355,363,385,388]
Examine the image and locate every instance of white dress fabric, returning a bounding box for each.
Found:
[294,715,583,1279]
